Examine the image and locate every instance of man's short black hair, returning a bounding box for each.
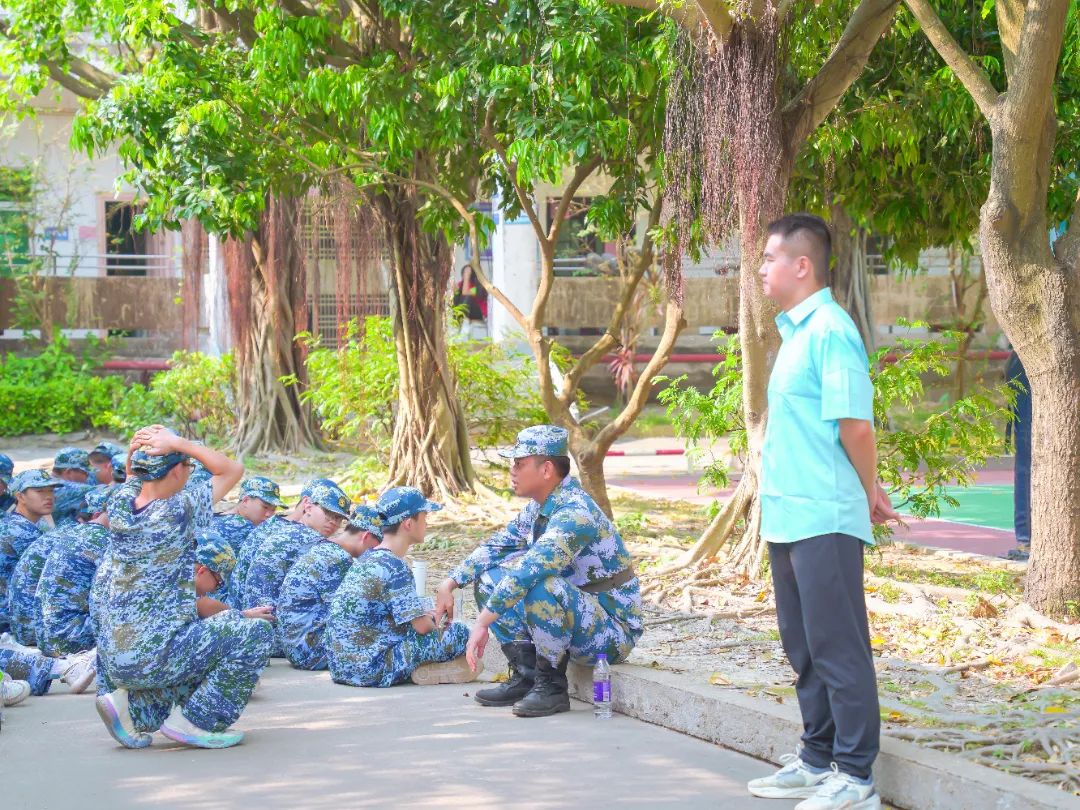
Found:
[767,213,832,285]
[542,456,572,479]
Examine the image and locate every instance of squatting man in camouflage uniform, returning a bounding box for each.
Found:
[92,425,273,750]
[434,425,643,717]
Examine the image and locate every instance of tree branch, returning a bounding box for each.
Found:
[900,0,1000,120]
[562,199,663,400]
[782,0,900,147]
[1002,0,1070,139]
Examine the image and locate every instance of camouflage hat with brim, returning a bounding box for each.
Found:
[0,453,13,485]
[78,486,112,517]
[300,478,336,500]
[498,425,570,459]
[89,441,124,462]
[376,486,443,526]
[195,530,236,581]
[348,504,385,538]
[241,476,286,508]
[305,479,352,518]
[110,452,127,478]
[53,446,92,475]
[11,469,65,494]
[130,448,187,481]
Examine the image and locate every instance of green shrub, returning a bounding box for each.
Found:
[0,337,125,436]
[106,351,236,443]
[286,316,546,455]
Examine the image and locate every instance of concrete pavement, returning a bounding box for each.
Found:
[2,660,800,810]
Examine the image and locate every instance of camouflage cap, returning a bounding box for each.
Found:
[188,457,212,485]
[110,452,128,481]
[348,504,385,538]
[11,469,64,494]
[300,478,337,499]
[89,441,124,462]
[53,446,92,475]
[78,486,112,517]
[376,486,443,527]
[240,476,285,508]
[498,425,570,459]
[304,479,351,518]
[195,530,236,581]
[0,453,13,485]
[129,448,187,481]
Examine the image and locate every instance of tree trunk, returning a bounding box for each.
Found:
[376,192,477,498]
[576,450,612,517]
[979,171,1080,618]
[223,195,321,456]
[830,205,876,353]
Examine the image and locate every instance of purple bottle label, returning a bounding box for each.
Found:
[594,681,610,703]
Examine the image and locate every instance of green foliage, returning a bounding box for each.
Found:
[660,322,1010,539]
[0,336,124,436]
[106,352,236,443]
[286,316,546,456]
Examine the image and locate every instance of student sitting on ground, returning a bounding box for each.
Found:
[39,488,113,656]
[0,453,14,513]
[0,643,97,699]
[1,470,64,635]
[278,504,383,671]
[240,480,351,655]
[212,476,284,562]
[88,441,124,486]
[327,487,476,688]
[93,426,272,751]
[228,478,333,609]
[8,488,109,647]
[191,537,275,624]
[51,447,100,527]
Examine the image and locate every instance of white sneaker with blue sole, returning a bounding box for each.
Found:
[794,765,882,810]
[747,748,834,799]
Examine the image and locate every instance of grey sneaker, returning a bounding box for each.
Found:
[748,749,833,799]
[795,766,882,810]
[2,677,31,706]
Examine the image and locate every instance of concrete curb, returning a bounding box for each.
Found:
[567,662,1078,810]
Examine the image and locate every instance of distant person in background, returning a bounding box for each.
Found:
[0,453,15,513]
[1005,350,1031,561]
[454,264,489,339]
[52,447,99,527]
[89,441,124,485]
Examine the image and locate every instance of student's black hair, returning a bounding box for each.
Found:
[542,456,572,479]
[766,213,832,285]
[382,513,421,535]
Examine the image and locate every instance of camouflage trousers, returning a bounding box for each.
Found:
[332,622,470,688]
[97,612,273,733]
[284,628,330,672]
[0,647,54,695]
[475,566,638,666]
[41,605,95,658]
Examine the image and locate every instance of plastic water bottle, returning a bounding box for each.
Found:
[593,654,612,719]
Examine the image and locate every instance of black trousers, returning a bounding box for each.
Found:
[769,533,880,780]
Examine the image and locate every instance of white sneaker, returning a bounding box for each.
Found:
[2,678,31,706]
[411,655,481,685]
[748,748,833,799]
[794,765,882,810]
[60,649,97,694]
[160,706,244,749]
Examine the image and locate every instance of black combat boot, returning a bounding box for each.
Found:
[512,653,570,717]
[474,642,537,707]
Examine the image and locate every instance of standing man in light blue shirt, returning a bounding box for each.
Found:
[747,214,897,810]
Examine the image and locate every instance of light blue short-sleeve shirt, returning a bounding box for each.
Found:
[761,288,875,545]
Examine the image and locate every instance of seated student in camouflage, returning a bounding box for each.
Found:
[191,537,275,624]
[0,453,14,513]
[92,426,272,751]
[51,447,100,527]
[435,425,643,718]
[0,470,63,634]
[8,490,101,646]
[212,476,284,563]
[0,642,97,697]
[39,487,112,656]
[110,451,128,486]
[327,487,476,688]
[240,479,351,653]
[228,478,329,609]
[88,441,124,485]
[278,504,383,671]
